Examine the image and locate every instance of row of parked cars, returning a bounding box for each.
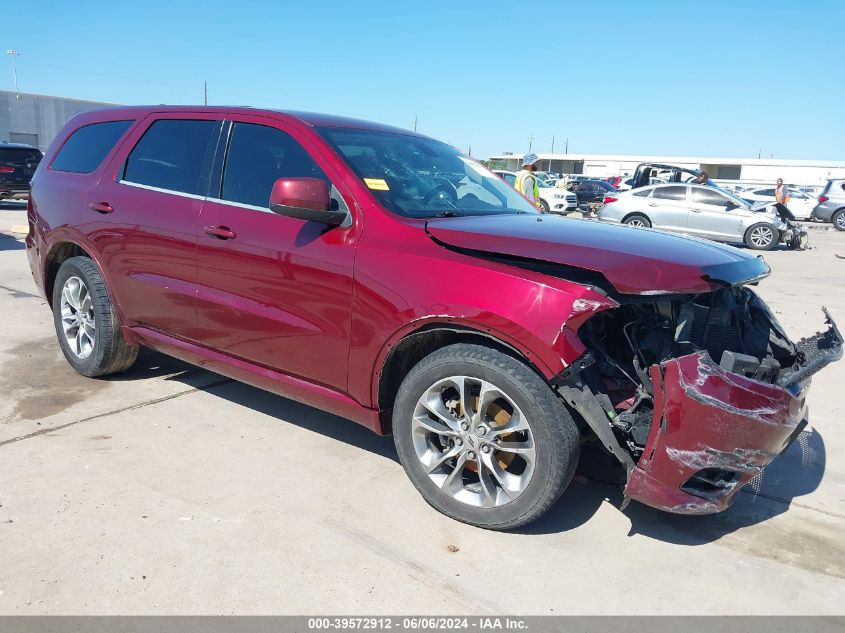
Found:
[493,162,844,250]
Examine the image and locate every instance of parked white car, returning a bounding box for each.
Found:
[493,170,579,214]
[740,187,815,220]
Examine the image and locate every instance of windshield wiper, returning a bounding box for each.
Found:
[435,210,463,218]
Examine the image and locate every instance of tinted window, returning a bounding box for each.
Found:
[0,147,42,168]
[632,189,650,197]
[52,121,132,173]
[221,123,328,208]
[652,186,687,201]
[123,119,217,195]
[755,188,775,196]
[692,187,729,205]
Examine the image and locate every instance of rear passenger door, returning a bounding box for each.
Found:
[194,115,358,391]
[93,113,222,340]
[646,185,689,233]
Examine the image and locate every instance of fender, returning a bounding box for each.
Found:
[40,229,134,344]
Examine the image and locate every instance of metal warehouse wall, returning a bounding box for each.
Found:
[0,91,112,151]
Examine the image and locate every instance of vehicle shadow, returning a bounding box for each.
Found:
[0,232,24,251]
[106,348,398,463]
[524,427,826,540]
[0,200,26,210]
[107,349,827,540]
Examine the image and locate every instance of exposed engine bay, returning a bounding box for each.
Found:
[554,286,843,512]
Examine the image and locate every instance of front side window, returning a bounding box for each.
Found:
[123,119,217,195]
[52,120,132,174]
[652,185,687,201]
[221,123,328,208]
[691,187,729,205]
[317,128,538,218]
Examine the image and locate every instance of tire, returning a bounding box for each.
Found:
[744,222,778,250]
[623,213,651,228]
[392,343,580,530]
[539,199,550,213]
[833,209,845,232]
[52,256,139,377]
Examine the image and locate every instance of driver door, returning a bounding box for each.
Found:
[687,187,747,241]
[194,115,359,391]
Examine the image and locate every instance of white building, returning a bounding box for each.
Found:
[488,152,845,188]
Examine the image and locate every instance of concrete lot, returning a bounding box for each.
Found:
[1,201,844,615]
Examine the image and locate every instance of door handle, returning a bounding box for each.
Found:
[204,225,237,240]
[89,202,114,214]
[691,208,704,213]
[647,202,658,207]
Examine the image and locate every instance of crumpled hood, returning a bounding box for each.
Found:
[425,214,769,295]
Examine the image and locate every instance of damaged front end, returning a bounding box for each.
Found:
[554,287,843,514]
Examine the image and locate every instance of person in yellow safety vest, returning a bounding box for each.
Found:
[514,153,543,209]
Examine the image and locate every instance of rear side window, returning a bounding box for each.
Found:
[631,189,650,197]
[51,121,133,173]
[653,186,687,201]
[123,119,217,195]
[221,122,328,208]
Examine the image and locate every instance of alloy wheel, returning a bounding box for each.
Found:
[60,276,96,359]
[411,376,536,508]
[749,225,775,248]
[836,213,845,230]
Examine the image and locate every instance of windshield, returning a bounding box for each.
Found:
[317,128,539,218]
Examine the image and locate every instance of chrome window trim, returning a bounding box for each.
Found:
[117,179,207,201]
[206,197,273,213]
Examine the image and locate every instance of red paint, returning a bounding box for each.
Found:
[24,106,811,516]
[625,353,805,513]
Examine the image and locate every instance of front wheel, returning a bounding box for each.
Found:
[744,222,778,250]
[392,344,580,530]
[833,209,845,231]
[52,256,139,377]
[538,199,550,213]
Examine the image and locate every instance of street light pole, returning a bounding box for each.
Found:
[6,50,20,96]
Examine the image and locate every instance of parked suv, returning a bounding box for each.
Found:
[27,107,841,529]
[812,179,845,230]
[0,142,42,200]
[492,169,578,213]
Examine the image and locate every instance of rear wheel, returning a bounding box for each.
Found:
[392,344,580,530]
[52,256,139,377]
[623,213,651,228]
[833,209,845,231]
[744,223,778,250]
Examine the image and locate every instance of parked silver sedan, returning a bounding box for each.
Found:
[598,183,788,250]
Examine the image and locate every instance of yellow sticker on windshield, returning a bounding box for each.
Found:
[364,178,389,191]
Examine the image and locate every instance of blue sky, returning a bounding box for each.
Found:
[8,0,845,159]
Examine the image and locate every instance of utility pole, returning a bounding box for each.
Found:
[413,115,417,132]
[550,135,555,170]
[6,50,20,97]
[565,137,569,154]
[528,133,534,152]
[204,80,208,106]
[758,147,761,159]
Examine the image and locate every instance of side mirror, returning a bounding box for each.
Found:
[269,177,347,226]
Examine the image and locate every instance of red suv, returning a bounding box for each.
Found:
[26,106,841,529]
